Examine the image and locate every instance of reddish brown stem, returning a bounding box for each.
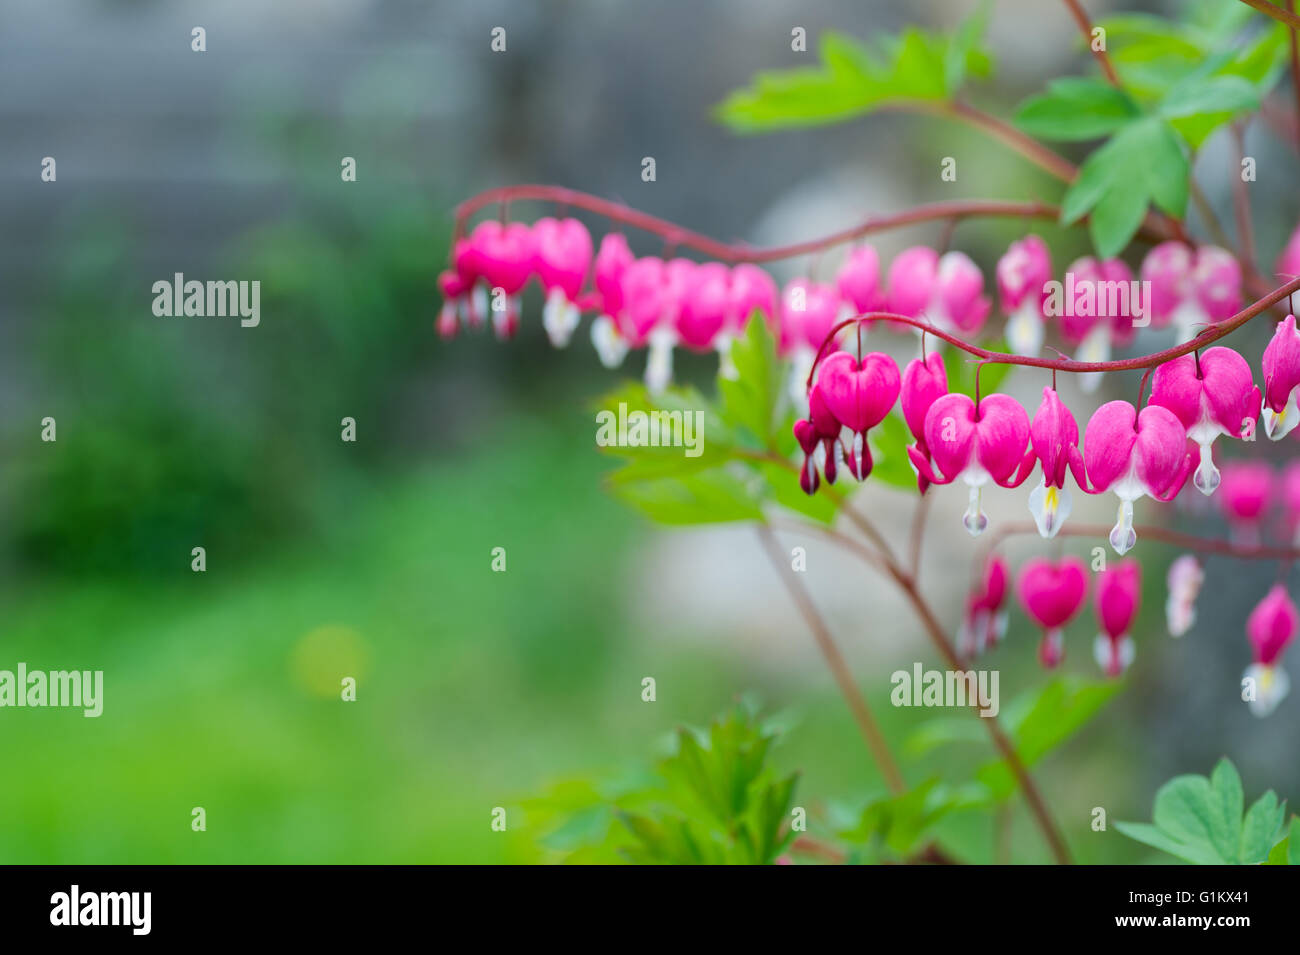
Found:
[805,274,1300,386]
[1240,0,1300,31]
[454,188,1066,262]
[756,526,907,796]
[1061,0,1122,87]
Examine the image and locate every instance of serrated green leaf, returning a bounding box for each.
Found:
[1014,77,1140,141]
[1061,118,1187,257]
[716,15,991,133]
[1240,789,1287,864]
[1117,757,1287,864]
[1114,820,1224,864]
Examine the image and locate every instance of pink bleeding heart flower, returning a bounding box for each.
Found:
[793,384,845,495]
[1017,556,1089,668]
[932,252,992,335]
[900,352,948,493]
[436,270,466,339]
[780,279,843,403]
[1140,241,1192,329]
[1165,554,1204,637]
[997,235,1052,356]
[781,279,842,354]
[836,245,887,322]
[1057,257,1137,391]
[1025,387,1087,539]
[1140,243,1241,343]
[531,217,593,347]
[676,262,730,353]
[1191,247,1242,324]
[468,220,535,339]
[1218,460,1273,546]
[590,233,636,368]
[959,554,1010,657]
[1244,584,1298,717]
[727,263,778,334]
[1147,346,1261,494]
[909,392,1032,536]
[813,351,901,480]
[1261,314,1300,439]
[615,256,685,394]
[1083,401,1193,555]
[1093,560,1141,678]
[886,246,937,318]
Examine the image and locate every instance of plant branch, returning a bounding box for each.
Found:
[946,101,1079,182]
[756,525,907,796]
[454,188,1071,262]
[806,273,1300,386]
[1239,0,1300,31]
[1061,0,1122,87]
[881,562,1074,865]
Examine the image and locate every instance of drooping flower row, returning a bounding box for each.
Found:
[792,329,1300,554]
[438,216,1257,396]
[962,551,1294,714]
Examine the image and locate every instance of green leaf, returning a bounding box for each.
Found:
[1159,74,1259,148]
[1240,789,1287,864]
[1014,77,1140,141]
[718,312,782,448]
[759,458,839,525]
[611,467,765,525]
[716,15,991,133]
[1116,757,1288,864]
[1061,118,1188,257]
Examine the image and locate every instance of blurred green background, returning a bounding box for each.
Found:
[1,0,1296,863]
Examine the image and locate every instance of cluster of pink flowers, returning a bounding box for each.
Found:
[440,218,1252,410]
[792,328,1298,557]
[441,217,1006,395]
[960,553,1141,676]
[442,212,1300,715]
[959,551,1293,708]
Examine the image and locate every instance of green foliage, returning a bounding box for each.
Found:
[1097,7,1286,110]
[526,704,800,864]
[715,10,991,132]
[1015,77,1140,141]
[837,778,985,859]
[1061,117,1188,258]
[1116,758,1289,864]
[1265,817,1299,865]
